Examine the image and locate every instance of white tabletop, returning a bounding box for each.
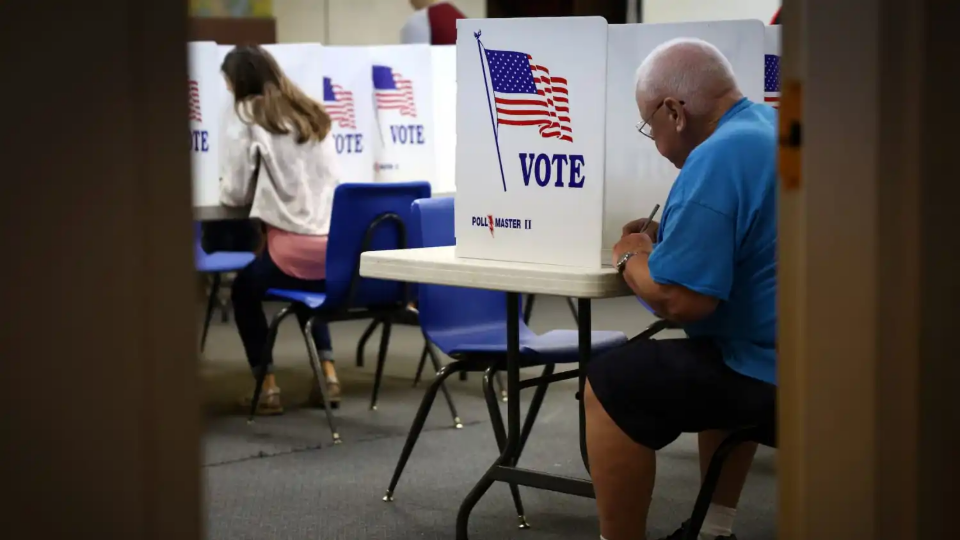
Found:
[360,246,632,299]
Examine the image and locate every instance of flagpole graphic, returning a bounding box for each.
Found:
[371,82,385,146]
[475,31,508,193]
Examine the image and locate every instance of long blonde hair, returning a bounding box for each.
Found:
[221,45,331,143]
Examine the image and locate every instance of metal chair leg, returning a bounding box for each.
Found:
[501,293,533,404]
[682,429,761,540]
[412,342,429,387]
[517,364,554,456]
[356,318,380,368]
[200,273,221,353]
[304,316,341,444]
[565,297,579,325]
[219,298,230,323]
[370,319,393,411]
[483,367,529,529]
[247,305,295,422]
[426,344,462,429]
[494,372,507,402]
[629,319,672,343]
[384,360,472,501]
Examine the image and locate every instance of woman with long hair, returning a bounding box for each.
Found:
[219,45,341,415]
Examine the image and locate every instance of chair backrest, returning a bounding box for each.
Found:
[193,222,206,261]
[412,197,516,340]
[325,182,431,308]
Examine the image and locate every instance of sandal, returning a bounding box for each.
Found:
[239,387,284,415]
[310,361,341,409]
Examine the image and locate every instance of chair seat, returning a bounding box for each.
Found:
[196,251,255,273]
[266,288,328,309]
[434,326,628,365]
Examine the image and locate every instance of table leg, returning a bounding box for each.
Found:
[456,291,522,539]
[578,298,592,473]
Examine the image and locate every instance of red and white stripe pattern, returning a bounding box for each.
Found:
[375,71,417,118]
[484,48,572,142]
[325,82,356,130]
[188,80,202,122]
[764,55,780,109]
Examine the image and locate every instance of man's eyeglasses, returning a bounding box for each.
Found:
[635,100,684,140]
[636,120,654,139]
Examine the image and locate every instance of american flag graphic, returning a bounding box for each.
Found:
[323,77,356,129]
[372,65,417,117]
[764,54,780,108]
[188,80,202,122]
[483,48,572,142]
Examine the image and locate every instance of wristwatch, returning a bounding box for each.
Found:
[616,251,637,275]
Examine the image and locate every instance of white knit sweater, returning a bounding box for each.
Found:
[219,102,341,235]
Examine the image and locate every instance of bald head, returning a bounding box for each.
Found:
[634,38,740,116]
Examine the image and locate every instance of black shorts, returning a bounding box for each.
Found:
[587,337,775,450]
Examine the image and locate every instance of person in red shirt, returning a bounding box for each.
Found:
[400,0,466,45]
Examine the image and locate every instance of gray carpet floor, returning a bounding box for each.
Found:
[201,296,776,540]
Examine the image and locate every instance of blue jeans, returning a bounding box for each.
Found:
[231,247,333,374]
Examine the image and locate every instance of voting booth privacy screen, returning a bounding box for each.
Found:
[322,46,376,184]
[603,20,766,262]
[765,25,781,108]
[454,17,609,268]
[189,41,221,208]
[190,19,778,268]
[431,46,458,195]
[452,17,767,268]
[192,42,446,205]
[369,45,436,184]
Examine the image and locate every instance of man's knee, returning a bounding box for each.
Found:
[584,380,622,435]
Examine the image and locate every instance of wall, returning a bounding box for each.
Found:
[274,0,486,44]
[643,0,778,23]
[190,0,273,16]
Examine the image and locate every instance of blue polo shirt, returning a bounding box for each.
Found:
[647,98,777,385]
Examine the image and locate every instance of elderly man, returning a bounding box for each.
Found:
[585,38,778,540]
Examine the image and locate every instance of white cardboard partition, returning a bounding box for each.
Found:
[602,20,766,261]
[322,46,375,183]
[212,44,377,186]
[431,46,457,195]
[188,41,222,207]
[368,45,436,184]
[263,44,325,101]
[454,17,609,268]
[765,25,781,108]
[192,24,772,235]
[215,44,233,129]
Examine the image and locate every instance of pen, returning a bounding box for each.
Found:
[638,203,660,234]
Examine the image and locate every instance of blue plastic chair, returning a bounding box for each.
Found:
[194,222,256,352]
[382,197,628,523]
[249,182,448,444]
